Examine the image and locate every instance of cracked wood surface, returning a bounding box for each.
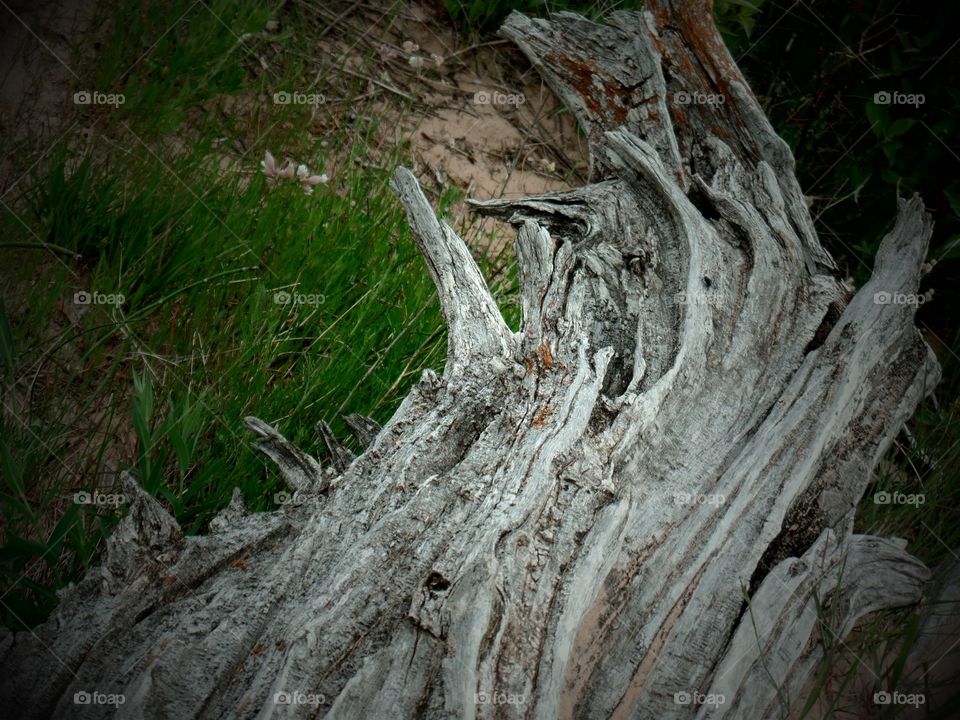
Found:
[0,2,942,718]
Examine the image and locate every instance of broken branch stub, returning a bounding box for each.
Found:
[390,166,514,376]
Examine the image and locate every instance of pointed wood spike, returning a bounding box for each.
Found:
[209,487,249,534]
[316,420,356,473]
[391,167,514,375]
[243,416,324,493]
[344,413,382,450]
[102,471,184,585]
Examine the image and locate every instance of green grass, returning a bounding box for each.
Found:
[0,134,458,626]
[0,0,526,629]
[91,0,280,135]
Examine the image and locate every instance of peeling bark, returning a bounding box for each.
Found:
[0,3,943,719]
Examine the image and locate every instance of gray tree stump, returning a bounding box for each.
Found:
[0,1,940,718]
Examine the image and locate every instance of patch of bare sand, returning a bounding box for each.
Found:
[302,0,588,254]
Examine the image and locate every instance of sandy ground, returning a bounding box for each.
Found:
[304,0,589,253]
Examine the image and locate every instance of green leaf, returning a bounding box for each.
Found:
[885,118,916,139]
[131,370,154,449]
[881,139,903,164]
[865,101,889,133]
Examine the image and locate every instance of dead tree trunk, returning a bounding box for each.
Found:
[0,2,939,718]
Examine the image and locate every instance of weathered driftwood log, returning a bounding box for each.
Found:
[0,1,942,718]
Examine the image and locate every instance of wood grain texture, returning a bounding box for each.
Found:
[0,4,941,719]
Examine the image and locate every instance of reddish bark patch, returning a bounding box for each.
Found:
[546,52,631,127]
